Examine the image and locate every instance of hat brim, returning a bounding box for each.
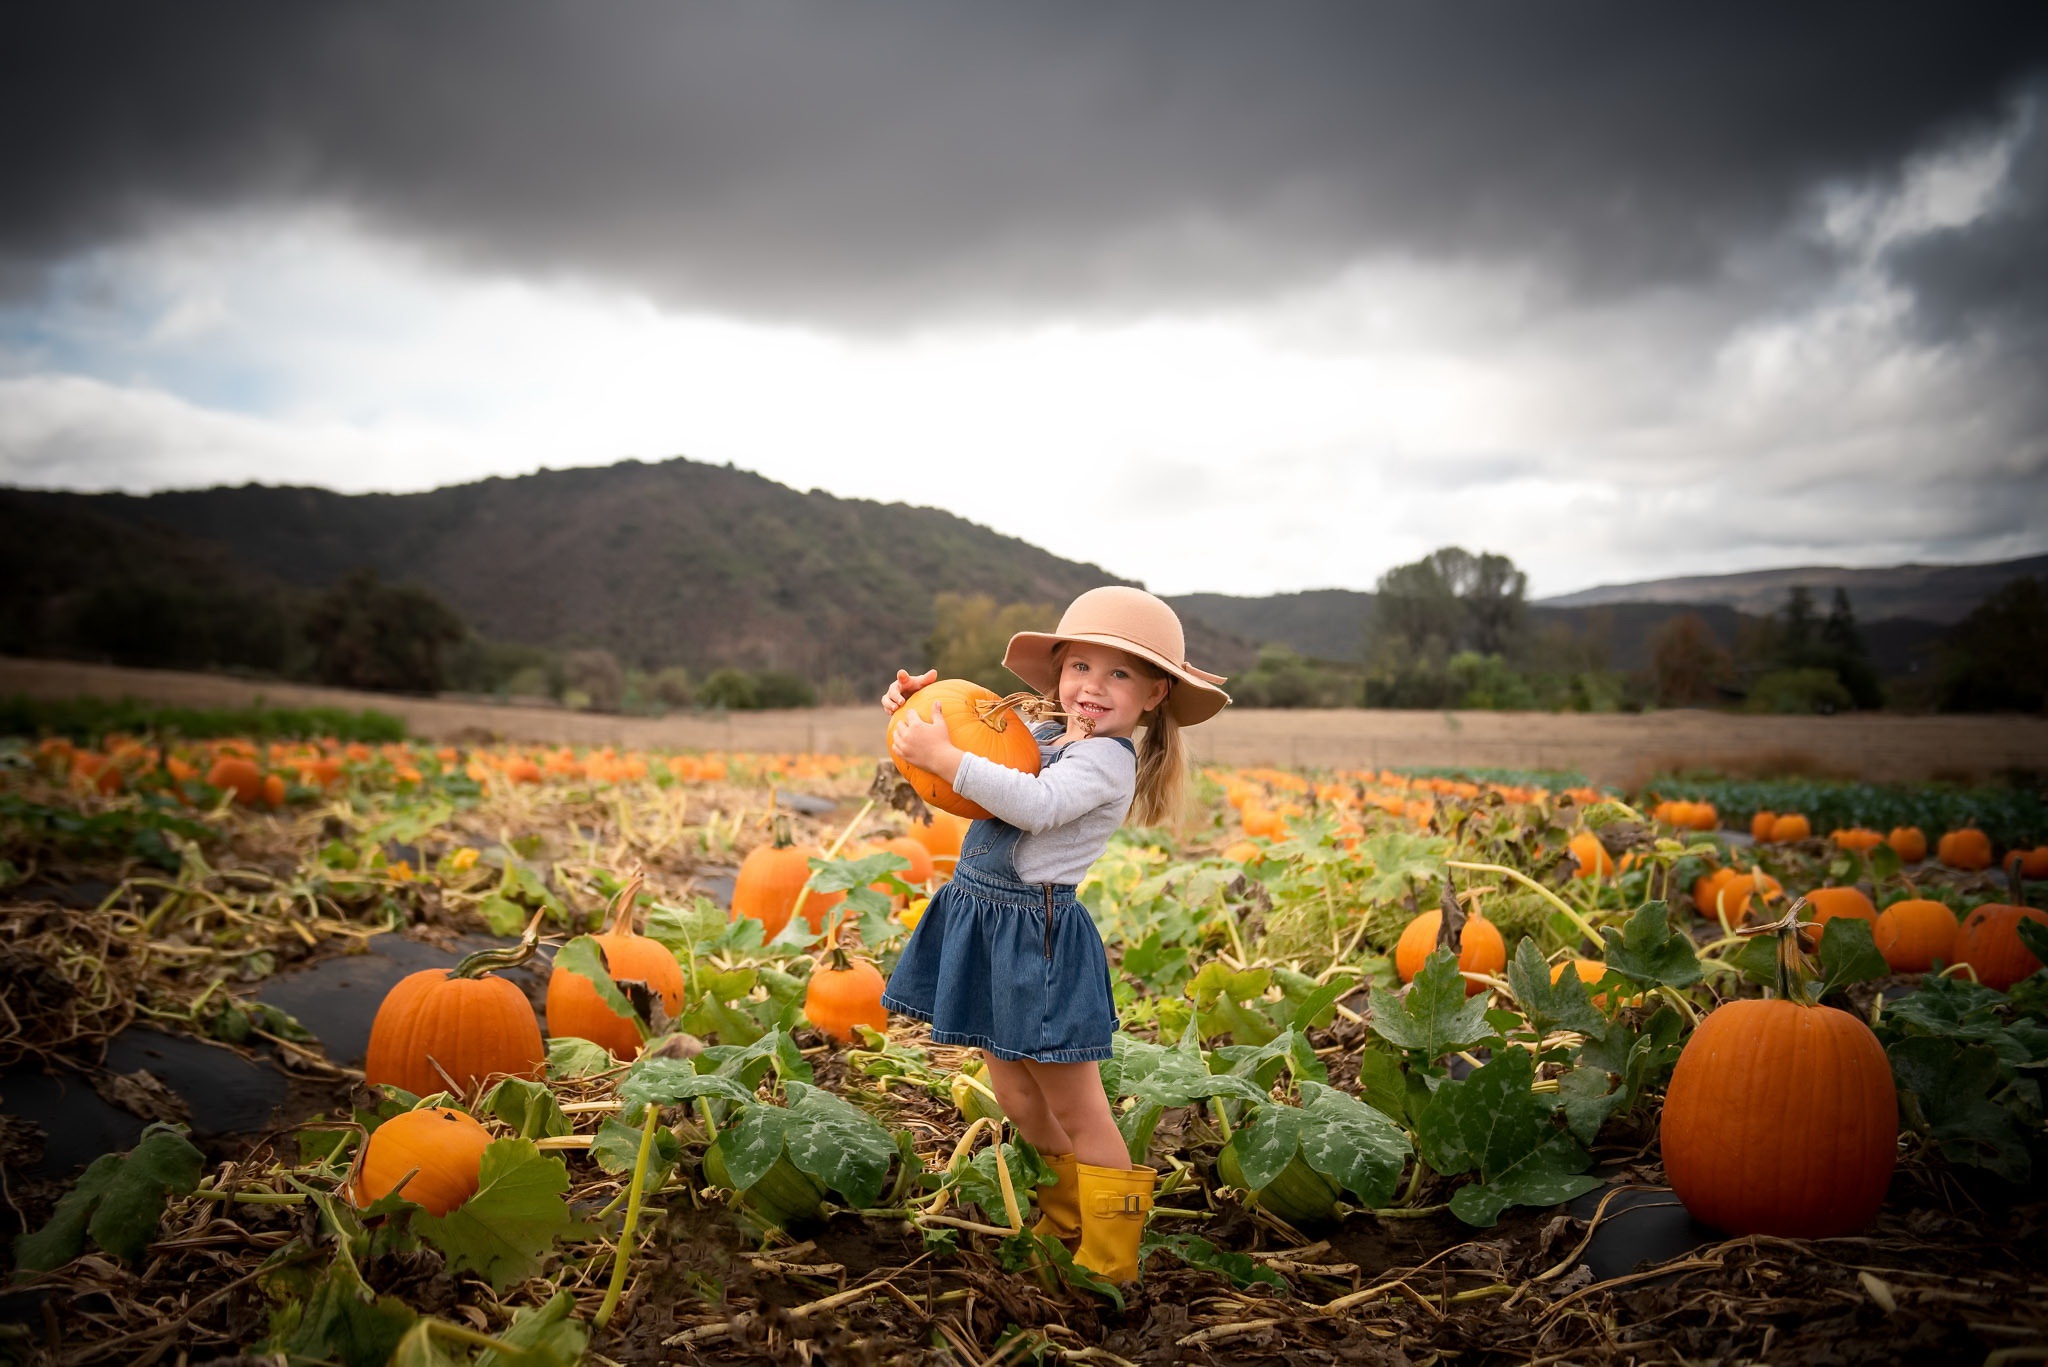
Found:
[1003,630,1231,726]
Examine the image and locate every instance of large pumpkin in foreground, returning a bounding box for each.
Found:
[365,937,546,1097]
[1660,997,1896,1238]
[887,679,1042,820]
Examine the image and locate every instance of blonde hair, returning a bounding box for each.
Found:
[1045,644,1189,830]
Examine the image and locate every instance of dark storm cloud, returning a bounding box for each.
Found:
[5,1,2047,324]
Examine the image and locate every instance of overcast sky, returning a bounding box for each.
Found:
[4,3,2047,598]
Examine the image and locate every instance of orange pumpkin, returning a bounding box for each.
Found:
[1660,994,1895,1238]
[907,810,970,873]
[2003,846,2048,879]
[1936,828,1994,871]
[1872,898,1960,973]
[1830,828,1885,855]
[1885,826,1928,863]
[1750,810,1778,841]
[804,942,889,1044]
[1548,957,1636,1008]
[886,679,1043,820]
[1953,901,2048,991]
[1766,813,1812,844]
[1700,868,1782,926]
[1691,867,1737,919]
[1394,909,1507,996]
[207,755,270,807]
[731,817,843,942]
[365,934,547,1097]
[1221,840,1263,863]
[1799,886,1877,951]
[352,1106,494,1215]
[873,835,936,893]
[546,875,686,1059]
[1568,831,1615,880]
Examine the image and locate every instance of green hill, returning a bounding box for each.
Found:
[3,459,1256,687]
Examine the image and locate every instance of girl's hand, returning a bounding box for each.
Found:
[892,697,964,782]
[881,668,938,714]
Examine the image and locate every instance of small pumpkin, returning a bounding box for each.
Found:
[352,1106,493,1215]
[364,925,547,1097]
[1766,813,1812,844]
[1830,828,1885,855]
[1549,957,1636,1009]
[1872,898,1959,973]
[1567,831,1615,880]
[1952,870,2048,991]
[906,810,970,874]
[1750,810,1779,841]
[1394,909,1507,996]
[1660,912,1896,1238]
[731,815,843,943]
[1885,826,1928,863]
[1936,828,1994,872]
[1699,867,1783,926]
[207,755,272,807]
[886,679,1043,820]
[1799,886,1877,950]
[546,874,686,1059]
[872,835,935,895]
[2003,846,2048,879]
[804,938,889,1044]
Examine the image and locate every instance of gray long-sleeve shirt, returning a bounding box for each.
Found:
[950,725,1136,885]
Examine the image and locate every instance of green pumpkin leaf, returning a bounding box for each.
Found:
[1229,1102,1311,1192]
[476,1290,588,1367]
[1815,916,1890,997]
[481,1077,572,1141]
[1504,937,1609,1041]
[807,851,910,894]
[1367,951,1495,1060]
[544,1036,615,1080]
[1294,1080,1412,1208]
[1556,1063,1628,1147]
[1352,1048,1412,1127]
[265,1248,417,1367]
[413,1139,580,1292]
[1415,1046,1599,1226]
[1888,1036,2034,1183]
[1447,1132,1605,1228]
[15,1122,204,1271]
[553,936,646,1038]
[707,1103,791,1193]
[590,1117,682,1195]
[780,1080,897,1209]
[616,1058,757,1112]
[1600,901,1702,988]
[1141,1232,1286,1289]
[1726,933,1784,990]
[947,1140,1054,1223]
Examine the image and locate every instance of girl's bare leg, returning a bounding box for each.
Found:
[981,1055,1073,1156]
[1023,1059,1128,1170]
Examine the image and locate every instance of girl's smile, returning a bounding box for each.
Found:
[1057,642,1170,742]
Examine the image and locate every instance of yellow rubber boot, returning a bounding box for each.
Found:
[1074,1162,1156,1282]
[1032,1152,1081,1247]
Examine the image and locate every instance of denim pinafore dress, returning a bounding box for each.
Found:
[879,732,1128,1063]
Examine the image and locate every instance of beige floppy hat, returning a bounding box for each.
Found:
[1003,586,1232,726]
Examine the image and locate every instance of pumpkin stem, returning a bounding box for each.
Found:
[1737,897,1815,1003]
[604,871,648,937]
[771,812,795,849]
[825,944,856,974]
[451,909,547,978]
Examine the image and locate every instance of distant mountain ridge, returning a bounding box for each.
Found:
[3,459,1259,684]
[1535,554,2048,625]
[6,457,2036,687]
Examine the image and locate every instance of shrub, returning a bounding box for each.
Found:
[1747,668,1855,715]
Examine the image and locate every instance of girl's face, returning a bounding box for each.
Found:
[1057,642,1170,739]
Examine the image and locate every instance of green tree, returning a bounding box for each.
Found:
[925,593,1058,692]
[563,649,625,712]
[1820,588,1884,709]
[698,668,759,710]
[753,670,818,708]
[1939,576,2048,713]
[1367,547,1527,664]
[1649,612,1733,706]
[304,569,466,694]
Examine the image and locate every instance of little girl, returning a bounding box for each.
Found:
[880,585,1229,1282]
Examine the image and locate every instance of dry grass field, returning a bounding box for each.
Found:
[6,655,2046,787]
